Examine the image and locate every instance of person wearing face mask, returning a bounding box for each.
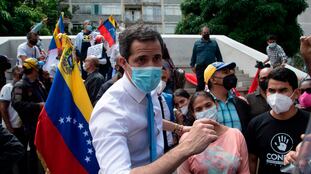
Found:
[246,66,272,118]
[173,88,195,126]
[204,62,251,133]
[11,58,47,174]
[264,35,288,68]
[298,78,311,112]
[190,26,223,91]
[245,67,310,174]
[178,91,249,174]
[155,65,177,152]
[83,55,105,106]
[16,32,44,67]
[75,24,96,79]
[90,24,219,174]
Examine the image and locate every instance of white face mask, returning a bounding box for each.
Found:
[156,80,167,94]
[267,93,294,114]
[180,105,188,115]
[195,105,218,120]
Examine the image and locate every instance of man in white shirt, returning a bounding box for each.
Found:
[16,32,44,66]
[0,66,26,173]
[90,24,218,174]
[0,66,23,133]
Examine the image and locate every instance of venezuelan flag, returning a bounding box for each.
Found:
[43,14,65,76]
[98,15,117,47]
[35,34,99,174]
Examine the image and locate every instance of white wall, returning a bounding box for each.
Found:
[0,35,307,79]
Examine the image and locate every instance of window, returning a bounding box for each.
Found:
[125,9,142,22]
[165,24,176,34]
[78,5,92,14]
[164,6,181,16]
[143,0,160,3]
[143,6,161,22]
[94,4,100,15]
[101,4,121,15]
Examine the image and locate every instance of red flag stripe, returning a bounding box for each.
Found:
[35,108,88,174]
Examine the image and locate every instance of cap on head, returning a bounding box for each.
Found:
[23,58,39,71]
[204,62,236,83]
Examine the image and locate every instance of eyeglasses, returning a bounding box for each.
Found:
[301,88,311,94]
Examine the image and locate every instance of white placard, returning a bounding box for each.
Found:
[87,43,103,59]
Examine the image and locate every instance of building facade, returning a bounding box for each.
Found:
[298,0,311,35]
[61,0,182,34]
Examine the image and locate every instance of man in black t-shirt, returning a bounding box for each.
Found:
[246,67,310,174]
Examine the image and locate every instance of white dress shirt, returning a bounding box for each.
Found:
[90,75,164,174]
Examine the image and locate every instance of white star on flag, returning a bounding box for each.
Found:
[85,156,90,163]
[73,119,77,124]
[58,117,64,124]
[78,123,84,129]
[87,148,93,154]
[66,116,72,123]
[86,139,92,145]
[83,130,88,137]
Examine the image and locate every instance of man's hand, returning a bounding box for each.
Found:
[191,67,196,74]
[174,109,184,125]
[42,18,48,24]
[284,150,298,165]
[180,118,218,155]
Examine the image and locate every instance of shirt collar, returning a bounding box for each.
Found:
[122,74,146,103]
[210,90,234,103]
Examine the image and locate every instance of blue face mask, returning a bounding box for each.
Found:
[131,66,162,93]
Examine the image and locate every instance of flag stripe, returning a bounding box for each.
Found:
[49,16,64,50]
[57,59,93,122]
[36,109,88,174]
[104,20,116,41]
[98,25,115,47]
[44,69,99,174]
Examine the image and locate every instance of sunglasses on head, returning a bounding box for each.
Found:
[301,88,311,94]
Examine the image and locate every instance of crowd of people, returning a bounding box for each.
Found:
[1,21,311,174]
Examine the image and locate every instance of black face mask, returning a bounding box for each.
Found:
[223,74,237,90]
[29,39,38,46]
[259,80,268,91]
[203,34,209,40]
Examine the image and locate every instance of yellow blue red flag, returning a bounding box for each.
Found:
[35,34,99,174]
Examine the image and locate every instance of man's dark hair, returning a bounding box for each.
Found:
[267,67,298,90]
[174,88,190,99]
[267,34,277,41]
[27,32,38,40]
[118,24,164,60]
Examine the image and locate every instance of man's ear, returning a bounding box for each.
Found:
[118,56,127,69]
[294,89,301,99]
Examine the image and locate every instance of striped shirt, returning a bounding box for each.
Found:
[211,92,242,130]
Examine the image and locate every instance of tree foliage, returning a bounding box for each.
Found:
[0,0,71,36]
[176,0,308,57]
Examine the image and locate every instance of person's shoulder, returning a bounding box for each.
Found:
[1,83,13,90]
[249,111,270,125]
[17,42,27,49]
[194,39,202,44]
[0,83,13,99]
[298,109,310,119]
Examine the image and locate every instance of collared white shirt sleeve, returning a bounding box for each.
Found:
[90,75,163,174]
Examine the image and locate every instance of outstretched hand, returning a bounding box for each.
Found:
[180,118,218,156]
